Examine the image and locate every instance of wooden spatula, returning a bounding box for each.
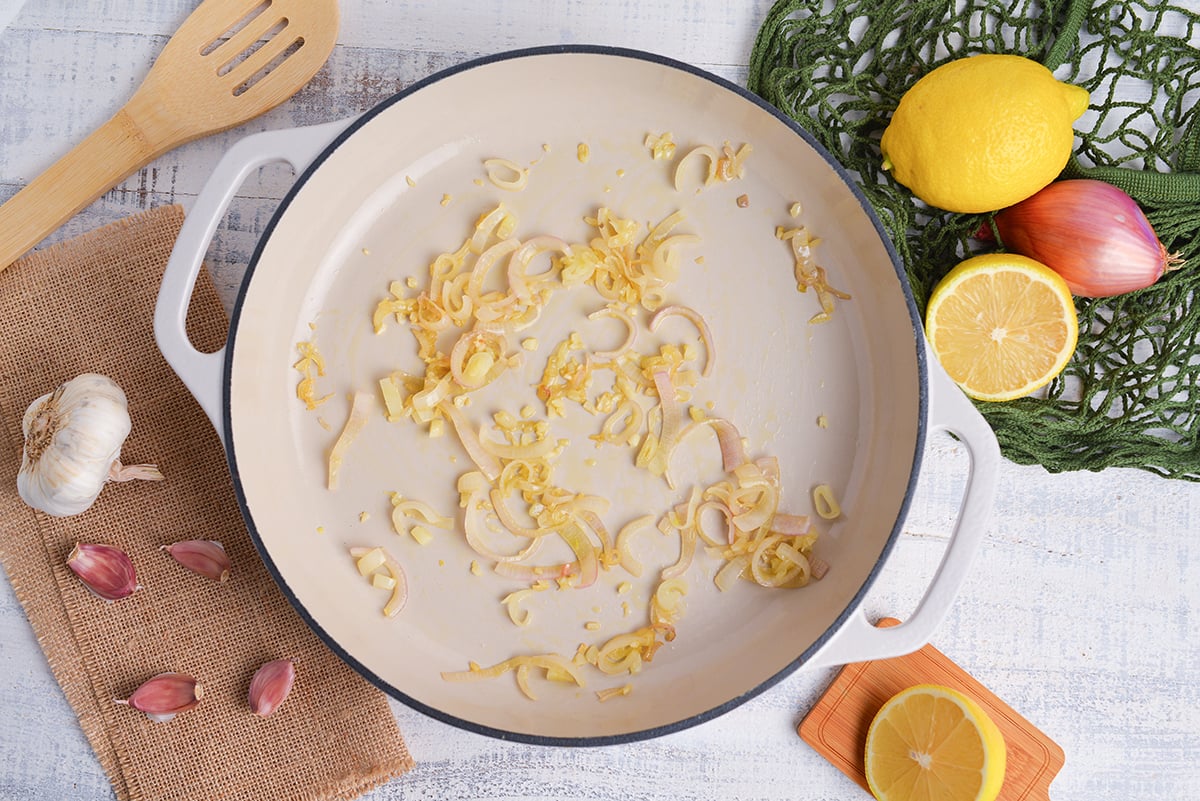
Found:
[0,0,340,273]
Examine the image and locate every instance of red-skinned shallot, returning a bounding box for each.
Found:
[988,179,1182,298]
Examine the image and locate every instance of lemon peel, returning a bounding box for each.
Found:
[880,54,1089,213]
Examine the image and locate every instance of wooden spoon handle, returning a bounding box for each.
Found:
[0,107,157,273]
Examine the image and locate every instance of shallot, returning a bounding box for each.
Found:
[989,179,1182,298]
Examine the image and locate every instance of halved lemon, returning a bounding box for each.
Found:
[925,253,1078,401]
[864,684,1007,801]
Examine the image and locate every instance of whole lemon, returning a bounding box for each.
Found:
[879,54,1089,214]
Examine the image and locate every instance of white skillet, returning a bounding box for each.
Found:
[156,47,999,744]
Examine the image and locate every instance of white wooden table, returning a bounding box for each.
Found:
[2,2,1198,799]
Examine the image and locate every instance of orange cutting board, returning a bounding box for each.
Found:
[799,617,1065,800]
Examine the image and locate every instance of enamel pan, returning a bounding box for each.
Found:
[155,47,999,745]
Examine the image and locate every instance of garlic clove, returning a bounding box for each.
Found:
[162,540,231,582]
[115,673,203,722]
[67,543,138,601]
[248,659,296,717]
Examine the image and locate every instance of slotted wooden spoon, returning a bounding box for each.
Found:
[0,0,339,273]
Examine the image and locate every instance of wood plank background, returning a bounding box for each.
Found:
[1,2,1197,800]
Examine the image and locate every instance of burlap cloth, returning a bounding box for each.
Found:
[0,205,414,801]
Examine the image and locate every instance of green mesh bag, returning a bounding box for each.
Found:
[748,0,1200,479]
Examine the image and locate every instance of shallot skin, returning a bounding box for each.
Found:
[993,179,1175,298]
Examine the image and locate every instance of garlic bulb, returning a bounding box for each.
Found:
[17,373,163,517]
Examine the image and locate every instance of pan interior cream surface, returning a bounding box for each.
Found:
[227,51,923,742]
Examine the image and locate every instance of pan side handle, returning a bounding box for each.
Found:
[804,349,1001,669]
[153,119,354,447]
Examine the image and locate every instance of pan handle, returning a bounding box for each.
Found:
[804,350,1001,669]
[154,118,355,446]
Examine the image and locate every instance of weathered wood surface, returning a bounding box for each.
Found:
[2,2,1198,800]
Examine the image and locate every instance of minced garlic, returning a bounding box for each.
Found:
[596,684,632,702]
[674,141,752,192]
[294,338,332,410]
[644,131,676,160]
[356,547,386,576]
[777,223,851,324]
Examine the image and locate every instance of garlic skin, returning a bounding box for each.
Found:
[17,374,163,517]
[115,673,203,723]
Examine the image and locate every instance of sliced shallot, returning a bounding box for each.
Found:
[649,370,685,482]
[714,553,751,591]
[650,304,715,378]
[493,560,578,583]
[438,400,502,480]
[661,526,696,581]
[507,236,572,301]
[476,428,558,461]
[558,520,599,588]
[576,508,617,568]
[678,416,746,472]
[328,392,373,491]
[615,514,654,578]
[673,145,720,191]
[588,305,637,361]
[489,489,549,538]
[463,501,545,564]
[349,546,409,617]
[770,513,813,536]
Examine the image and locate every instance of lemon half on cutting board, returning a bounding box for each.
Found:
[864,684,1008,801]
